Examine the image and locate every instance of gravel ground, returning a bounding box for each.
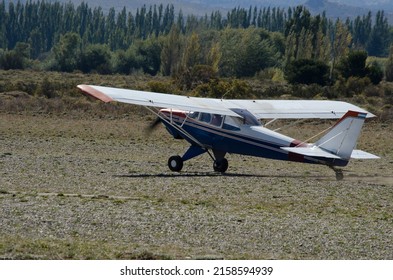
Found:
[1,113,392,259]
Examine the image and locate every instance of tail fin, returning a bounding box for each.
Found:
[281,110,379,162]
[315,111,367,160]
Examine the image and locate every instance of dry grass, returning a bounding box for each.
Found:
[1,110,392,260]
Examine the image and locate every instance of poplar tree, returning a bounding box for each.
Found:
[181,32,201,71]
[160,25,182,76]
[385,45,393,82]
[367,11,390,57]
[330,20,352,79]
[207,42,222,74]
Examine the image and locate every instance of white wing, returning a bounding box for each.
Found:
[78,84,240,117]
[227,99,375,119]
[77,85,375,119]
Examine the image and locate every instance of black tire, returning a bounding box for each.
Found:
[335,170,344,181]
[168,155,183,172]
[213,158,228,173]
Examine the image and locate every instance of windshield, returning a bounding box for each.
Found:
[230,108,261,126]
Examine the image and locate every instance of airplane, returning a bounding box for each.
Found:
[77,84,379,180]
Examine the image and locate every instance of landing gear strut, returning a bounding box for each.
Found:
[167,147,229,173]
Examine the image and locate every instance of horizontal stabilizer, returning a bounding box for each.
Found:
[281,147,380,160]
[351,150,380,159]
[281,147,342,159]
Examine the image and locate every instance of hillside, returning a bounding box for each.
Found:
[305,0,393,23]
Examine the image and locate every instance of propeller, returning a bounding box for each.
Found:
[145,117,162,135]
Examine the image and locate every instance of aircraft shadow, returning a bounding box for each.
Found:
[115,172,261,178]
[113,172,332,179]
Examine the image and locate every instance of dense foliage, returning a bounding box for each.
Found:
[0,1,392,86]
[285,59,330,86]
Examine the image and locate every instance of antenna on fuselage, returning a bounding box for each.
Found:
[220,85,235,100]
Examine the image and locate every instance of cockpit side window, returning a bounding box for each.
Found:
[222,116,241,131]
[188,112,199,119]
[199,113,211,123]
[211,114,223,127]
[196,112,224,127]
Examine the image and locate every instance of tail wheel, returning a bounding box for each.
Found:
[329,165,344,181]
[335,170,344,181]
[168,156,183,172]
[213,158,228,173]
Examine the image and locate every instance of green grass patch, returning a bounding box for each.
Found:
[0,236,172,260]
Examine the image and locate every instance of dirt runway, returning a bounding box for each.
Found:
[1,113,392,259]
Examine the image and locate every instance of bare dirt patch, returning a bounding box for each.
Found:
[1,112,392,259]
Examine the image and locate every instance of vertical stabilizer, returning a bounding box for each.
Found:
[315,111,367,160]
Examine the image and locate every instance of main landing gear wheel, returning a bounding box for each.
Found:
[168,155,183,172]
[213,158,228,173]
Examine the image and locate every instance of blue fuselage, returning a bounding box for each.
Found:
[160,110,349,167]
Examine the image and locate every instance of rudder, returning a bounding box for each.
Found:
[315,111,367,160]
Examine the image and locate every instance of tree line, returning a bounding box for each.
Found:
[1,1,392,55]
[0,1,393,85]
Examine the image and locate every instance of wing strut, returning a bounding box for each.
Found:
[143,106,206,149]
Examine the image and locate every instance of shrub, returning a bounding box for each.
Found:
[345,76,371,97]
[285,59,330,86]
[367,62,384,85]
[339,50,368,79]
[257,67,285,82]
[192,78,253,99]
[148,80,177,94]
[38,77,57,98]
[291,84,324,99]
[176,65,217,90]
[339,50,383,85]
[363,84,383,98]
[79,44,112,74]
[386,46,393,82]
